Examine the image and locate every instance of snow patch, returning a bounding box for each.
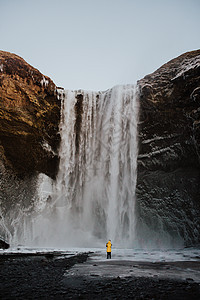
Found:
[42,141,56,155]
[41,76,49,87]
[142,134,179,144]
[172,56,200,81]
[56,87,65,100]
[138,143,181,159]
[0,64,3,72]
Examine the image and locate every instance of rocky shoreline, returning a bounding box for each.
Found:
[0,252,200,299]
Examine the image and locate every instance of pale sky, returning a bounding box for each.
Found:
[0,0,200,91]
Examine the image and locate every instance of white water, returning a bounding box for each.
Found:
[28,85,139,248]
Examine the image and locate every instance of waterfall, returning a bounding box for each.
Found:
[4,84,139,248]
[43,84,139,248]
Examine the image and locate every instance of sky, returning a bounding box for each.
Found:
[0,0,200,91]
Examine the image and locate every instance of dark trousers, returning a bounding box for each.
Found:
[107,252,111,259]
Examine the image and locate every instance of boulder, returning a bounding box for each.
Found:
[0,238,9,249]
[136,50,200,246]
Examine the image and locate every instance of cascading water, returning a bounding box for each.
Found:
[30,84,139,248]
[57,85,138,247]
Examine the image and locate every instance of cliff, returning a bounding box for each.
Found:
[1,49,200,247]
[136,50,200,246]
[0,51,61,179]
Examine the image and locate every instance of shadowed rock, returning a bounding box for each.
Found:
[0,238,9,249]
[136,50,200,246]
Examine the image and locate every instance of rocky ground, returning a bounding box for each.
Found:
[0,252,200,299]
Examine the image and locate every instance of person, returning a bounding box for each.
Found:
[106,240,112,259]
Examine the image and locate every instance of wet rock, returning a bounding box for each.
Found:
[0,238,9,249]
[186,278,194,282]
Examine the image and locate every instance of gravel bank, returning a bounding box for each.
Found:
[0,253,200,299]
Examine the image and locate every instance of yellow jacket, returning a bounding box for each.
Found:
[106,240,112,252]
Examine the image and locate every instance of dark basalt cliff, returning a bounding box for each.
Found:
[0,51,61,179]
[136,50,200,246]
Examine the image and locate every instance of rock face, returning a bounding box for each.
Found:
[0,51,61,243]
[0,51,61,179]
[136,50,200,246]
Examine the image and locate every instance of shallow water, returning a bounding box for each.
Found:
[1,246,200,262]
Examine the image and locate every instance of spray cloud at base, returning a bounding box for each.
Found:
[28,85,139,248]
